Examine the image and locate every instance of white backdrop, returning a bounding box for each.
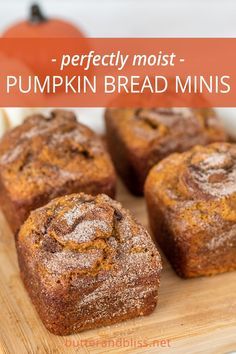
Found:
[1,0,236,37]
[1,0,236,135]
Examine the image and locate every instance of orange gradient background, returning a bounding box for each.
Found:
[0,38,235,107]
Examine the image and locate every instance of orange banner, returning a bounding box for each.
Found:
[0,38,235,107]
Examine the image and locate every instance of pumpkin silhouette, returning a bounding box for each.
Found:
[2,4,87,89]
[3,4,84,38]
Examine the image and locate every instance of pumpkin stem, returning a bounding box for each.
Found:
[29,4,47,24]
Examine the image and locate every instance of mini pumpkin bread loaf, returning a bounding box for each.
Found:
[105,108,227,195]
[16,193,162,335]
[145,142,236,278]
[0,110,116,234]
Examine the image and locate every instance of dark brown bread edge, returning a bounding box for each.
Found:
[105,110,145,196]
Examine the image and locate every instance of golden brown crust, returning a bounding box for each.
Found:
[16,193,162,335]
[0,110,116,234]
[105,108,227,195]
[145,142,236,278]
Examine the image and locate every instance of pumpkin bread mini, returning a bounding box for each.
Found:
[16,193,162,335]
[0,110,116,234]
[145,143,236,278]
[105,108,227,195]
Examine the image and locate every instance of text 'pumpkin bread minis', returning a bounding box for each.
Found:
[0,110,116,234]
[145,142,236,278]
[105,108,227,195]
[16,193,162,335]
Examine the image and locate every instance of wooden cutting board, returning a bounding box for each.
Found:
[0,181,235,354]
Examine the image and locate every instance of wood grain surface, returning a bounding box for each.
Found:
[0,181,235,354]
